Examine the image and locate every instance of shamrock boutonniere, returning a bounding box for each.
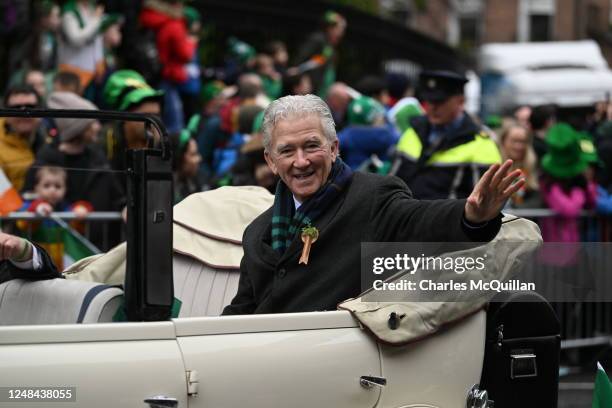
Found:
[299,225,319,265]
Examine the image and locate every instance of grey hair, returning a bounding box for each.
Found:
[262,94,337,152]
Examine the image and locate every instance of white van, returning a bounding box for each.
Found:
[479,40,612,116]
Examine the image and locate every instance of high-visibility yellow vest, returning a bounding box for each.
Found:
[396,127,502,166]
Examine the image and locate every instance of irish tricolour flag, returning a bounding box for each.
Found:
[0,168,22,215]
[50,216,99,269]
[593,362,612,408]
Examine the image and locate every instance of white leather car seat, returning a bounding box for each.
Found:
[0,278,123,325]
[173,253,240,317]
[61,186,274,318]
[63,244,242,318]
[171,186,272,316]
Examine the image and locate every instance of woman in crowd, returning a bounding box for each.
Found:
[171,115,203,203]
[498,122,540,208]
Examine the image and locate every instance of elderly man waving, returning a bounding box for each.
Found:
[222,95,524,315]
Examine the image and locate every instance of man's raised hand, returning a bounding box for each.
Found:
[464,160,525,224]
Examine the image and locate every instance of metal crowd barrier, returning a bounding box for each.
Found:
[0,211,124,254]
[505,208,612,242]
[505,209,612,354]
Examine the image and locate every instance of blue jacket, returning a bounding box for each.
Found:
[596,185,612,214]
[338,125,399,170]
[177,53,202,95]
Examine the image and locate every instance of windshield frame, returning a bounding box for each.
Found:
[0,108,170,160]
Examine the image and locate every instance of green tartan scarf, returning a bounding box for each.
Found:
[271,158,353,255]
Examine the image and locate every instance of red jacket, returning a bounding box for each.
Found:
[139,7,196,83]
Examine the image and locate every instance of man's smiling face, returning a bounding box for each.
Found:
[264,114,338,202]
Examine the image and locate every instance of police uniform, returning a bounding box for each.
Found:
[391,71,501,199]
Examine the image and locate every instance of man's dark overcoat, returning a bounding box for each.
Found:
[223,172,500,315]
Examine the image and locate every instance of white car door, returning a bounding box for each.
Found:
[174,311,382,408]
[0,322,188,408]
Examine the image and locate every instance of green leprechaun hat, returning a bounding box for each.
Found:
[578,131,600,165]
[103,70,164,111]
[347,96,386,126]
[227,37,256,65]
[541,123,589,179]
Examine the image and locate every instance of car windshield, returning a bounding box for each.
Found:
[0,109,165,248]
[0,109,177,322]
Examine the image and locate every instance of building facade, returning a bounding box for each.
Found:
[380,0,612,64]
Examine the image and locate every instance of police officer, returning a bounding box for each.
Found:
[391,70,501,199]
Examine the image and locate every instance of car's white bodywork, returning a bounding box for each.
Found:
[0,185,515,408]
[0,321,187,408]
[0,309,485,408]
[0,184,551,408]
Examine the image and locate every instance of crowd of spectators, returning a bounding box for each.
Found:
[1,0,612,264]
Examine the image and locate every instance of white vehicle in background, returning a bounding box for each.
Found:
[479,40,612,116]
[0,110,560,408]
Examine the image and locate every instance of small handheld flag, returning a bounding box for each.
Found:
[0,168,23,215]
[592,362,612,408]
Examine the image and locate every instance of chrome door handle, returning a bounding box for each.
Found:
[466,385,493,408]
[144,395,178,408]
[360,375,387,388]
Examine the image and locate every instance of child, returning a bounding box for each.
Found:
[18,166,91,270]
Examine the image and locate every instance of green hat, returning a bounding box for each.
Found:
[485,114,503,129]
[578,132,599,165]
[201,80,225,104]
[541,123,588,179]
[103,70,164,111]
[347,96,386,126]
[178,114,201,150]
[227,37,256,65]
[183,6,201,26]
[389,97,424,134]
[99,13,124,33]
[40,0,56,15]
[323,10,344,26]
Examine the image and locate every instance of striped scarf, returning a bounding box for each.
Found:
[271,158,353,255]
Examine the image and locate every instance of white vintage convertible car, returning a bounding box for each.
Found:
[0,111,560,408]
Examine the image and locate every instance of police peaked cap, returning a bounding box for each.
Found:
[418,70,468,102]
